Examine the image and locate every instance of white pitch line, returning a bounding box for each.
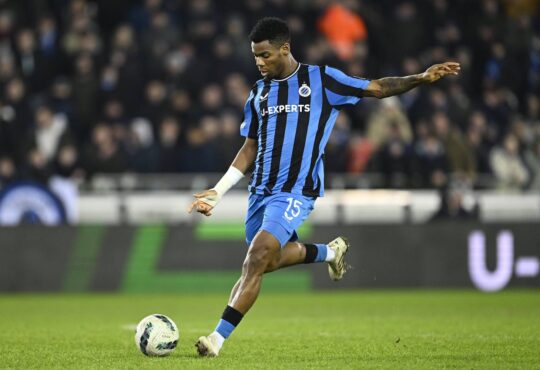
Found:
[121,324,137,331]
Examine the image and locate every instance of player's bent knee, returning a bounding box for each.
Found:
[243,249,270,273]
[243,243,276,275]
[242,231,281,275]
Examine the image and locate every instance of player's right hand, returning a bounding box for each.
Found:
[187,189,220,217]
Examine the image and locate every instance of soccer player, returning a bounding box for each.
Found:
[188,17,460,357]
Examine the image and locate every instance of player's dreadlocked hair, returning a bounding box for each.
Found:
[249,17,290,46]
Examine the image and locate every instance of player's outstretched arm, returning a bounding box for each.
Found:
[363,62,460,99]
[188,138,257,216]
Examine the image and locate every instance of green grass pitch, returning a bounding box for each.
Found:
[0,290,539,369]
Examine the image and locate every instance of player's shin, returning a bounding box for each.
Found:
[228,278,242,305]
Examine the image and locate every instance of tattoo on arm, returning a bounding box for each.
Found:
[376,74,424,98]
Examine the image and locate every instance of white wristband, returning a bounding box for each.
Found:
[213,166,244,197]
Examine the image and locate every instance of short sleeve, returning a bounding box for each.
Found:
[323,66,371,107]
[240,89,259,139]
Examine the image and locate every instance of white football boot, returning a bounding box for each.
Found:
[327,236,350,281]
[195,334,221,357]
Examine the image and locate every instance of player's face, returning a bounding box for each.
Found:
[251,40,289,79]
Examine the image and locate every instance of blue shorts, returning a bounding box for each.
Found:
[245,192,316,247]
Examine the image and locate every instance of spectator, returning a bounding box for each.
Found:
[22,148,51,184]
[168,88,194,124]
[380,1,424,67]
[525,94,540,123]
[224,73,250,110]
[32,16,63,85]
[2,78,31,159]
[129,0,163,33]
[183,122,219,172]
[373,124,412,188]
[72,53,99,140]
[209,36,242,82]
[197,83,225,118]
[108,24,144,108]
[26,104,70,164]
[347,135,374,174]
[0,55,17,86]
[139,80,168,133]
[14,30,41,90]
[83,123,128,176]
[465,111,492,175]
[366,97,413,150]
[317,3,368,61]
[525,139,540,190]
[101,98,127,126]
[141,11,180,78]
[429,186,477,221]
[326,112,352,173]
[217,111,244,170]
[0,156,17,186]
[432,111,476,185]
[157,116,184,173]
[54,143,83,179]
[163,46,192,87]
[480,87,513,144]
[411,120,449,188]
[490,133,529,191]
[127,118,159,173]
[49,77,75,125]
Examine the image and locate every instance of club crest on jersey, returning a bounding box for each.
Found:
[299,83,311,97]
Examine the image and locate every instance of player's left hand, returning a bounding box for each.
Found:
[421,62,460,83]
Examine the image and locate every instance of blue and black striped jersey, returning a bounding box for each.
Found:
[240,63,370,197]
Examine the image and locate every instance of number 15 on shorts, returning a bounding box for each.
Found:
[284,197,303,221]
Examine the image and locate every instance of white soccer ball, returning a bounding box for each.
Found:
[135,314,179,356]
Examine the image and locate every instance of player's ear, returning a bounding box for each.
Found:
[280,42,290,56]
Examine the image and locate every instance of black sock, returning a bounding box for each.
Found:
[303,243,318,264]
[215,305,244,339]
[222,305,243,326]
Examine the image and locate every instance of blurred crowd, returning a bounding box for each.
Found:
[0,0,539,192]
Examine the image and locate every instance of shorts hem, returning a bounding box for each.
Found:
[260,220,291,248]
